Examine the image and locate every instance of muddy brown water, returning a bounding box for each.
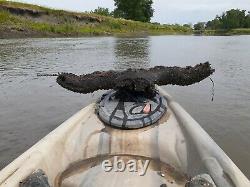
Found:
[0,36,250,179]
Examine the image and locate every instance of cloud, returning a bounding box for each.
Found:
[152,0,250,24]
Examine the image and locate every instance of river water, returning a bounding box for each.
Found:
[0,36,249,178]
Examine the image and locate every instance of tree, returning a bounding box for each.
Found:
[183,23,192,28]
[91,7,112,16]
[113,0,154,22]
[193,22,205,30]
[206,16,222,29]
[196,9,250,31]
[245,12,250,28]
[220,9,246,29]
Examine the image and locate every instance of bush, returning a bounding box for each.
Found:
[91,7,112,16]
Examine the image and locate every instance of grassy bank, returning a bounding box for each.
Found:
[0,1,192,38]
[194,28,250,36]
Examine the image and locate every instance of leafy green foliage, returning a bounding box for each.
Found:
[193,22,205,30]
[113,0,154,22]
[205,9,250,30]
[91,7,113,16]
[206,16,222,30]
[221,9,246,29]
[183,23,192,28]
[245,12,250,28]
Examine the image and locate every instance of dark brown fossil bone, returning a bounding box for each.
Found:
[56,62,215,95]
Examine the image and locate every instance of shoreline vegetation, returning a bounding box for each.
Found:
[193,8,250,36]
[194,28,250,36]
[0,1,250,38]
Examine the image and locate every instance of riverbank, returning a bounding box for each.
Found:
[0,1,192,38]
[194,28,250,36]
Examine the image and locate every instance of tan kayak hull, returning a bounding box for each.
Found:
[0,87,249,187]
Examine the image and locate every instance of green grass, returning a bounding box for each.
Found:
[225,28,250,35]
[194,28,250,36]
[0,1,193,37]
[0,11,104,35]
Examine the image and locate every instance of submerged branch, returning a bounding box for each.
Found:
[56,62,215,94]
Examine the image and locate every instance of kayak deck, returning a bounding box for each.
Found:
[57,155,187,187]
[0,87,249,187]
[53,105,189,187]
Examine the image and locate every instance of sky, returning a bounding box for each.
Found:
[13,0,250,24]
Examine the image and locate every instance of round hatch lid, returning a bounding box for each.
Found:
[97,90,167,129]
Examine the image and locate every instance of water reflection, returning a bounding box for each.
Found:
[114,37,150,70]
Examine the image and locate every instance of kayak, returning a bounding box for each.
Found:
[0,86,249,187]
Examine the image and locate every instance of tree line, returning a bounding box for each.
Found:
[90,2,250,31]
[194,9,250,30]
[90,0,154,22]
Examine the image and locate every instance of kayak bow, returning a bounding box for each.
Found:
[0,87,249,187]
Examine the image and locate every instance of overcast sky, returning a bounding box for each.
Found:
[14,0,250,24]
